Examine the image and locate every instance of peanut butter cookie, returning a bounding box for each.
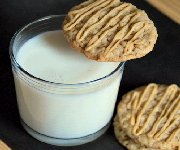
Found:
[63,0,158,62]
[114,83,180,150]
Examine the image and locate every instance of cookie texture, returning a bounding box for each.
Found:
[63,0,158,62]
[114,115,161,150]
[114,83,180,150]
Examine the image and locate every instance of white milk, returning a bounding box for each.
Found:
[13,30,123,140]
[16,30,120,84]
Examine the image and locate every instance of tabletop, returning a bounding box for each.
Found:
[0,0,180,149]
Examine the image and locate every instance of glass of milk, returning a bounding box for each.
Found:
[9,15,125,146]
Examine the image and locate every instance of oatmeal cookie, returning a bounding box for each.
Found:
[114,115,161,150]
[63,0,158,62]
[114,83,180,150]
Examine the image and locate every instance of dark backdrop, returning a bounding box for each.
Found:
[0,0,180,149]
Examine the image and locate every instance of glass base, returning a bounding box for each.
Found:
[21,119,110,146]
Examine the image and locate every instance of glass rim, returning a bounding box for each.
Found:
[9,15,125,86]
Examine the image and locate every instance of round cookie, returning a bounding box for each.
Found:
[63,0,158,62]
[114,115,161,150]
[114,83,180,150]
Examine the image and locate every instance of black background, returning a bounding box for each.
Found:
[0,0,179,149]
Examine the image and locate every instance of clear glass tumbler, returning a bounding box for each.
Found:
[9,15,125,146]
